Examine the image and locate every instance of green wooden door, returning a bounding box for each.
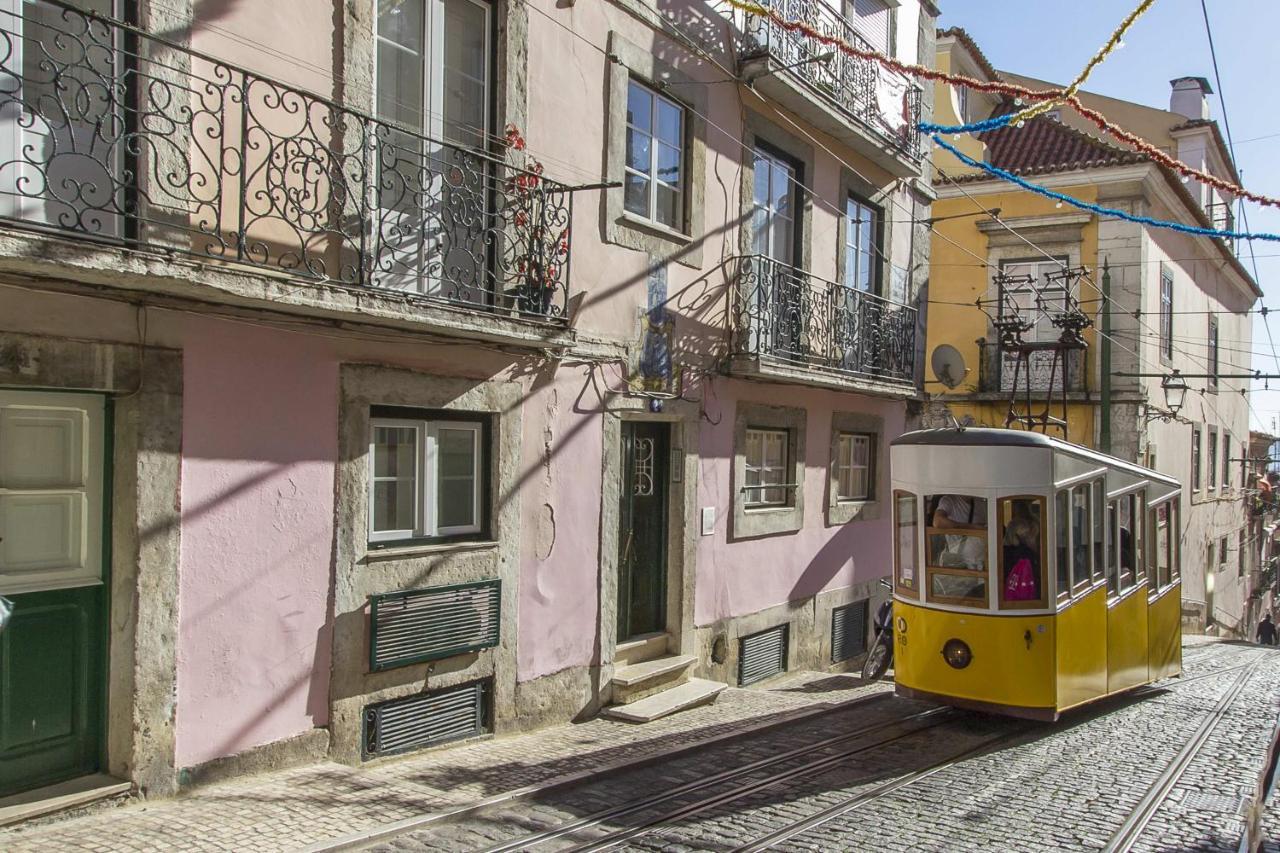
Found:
[0,391,107,796]
[618,422,669,640]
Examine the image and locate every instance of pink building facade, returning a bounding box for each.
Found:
[0,0,936,801]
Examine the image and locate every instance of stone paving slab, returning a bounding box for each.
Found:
[0,671,887,853]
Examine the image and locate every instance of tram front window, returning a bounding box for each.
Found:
[999,496,1044,608]
[926,494,988,604]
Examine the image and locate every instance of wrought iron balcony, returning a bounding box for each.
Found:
[732,254,916,390]
[977,340,1088,394]
[0,0,572,323]
[737,0,922,166]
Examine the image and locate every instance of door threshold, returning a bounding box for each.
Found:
[0,774,131,827]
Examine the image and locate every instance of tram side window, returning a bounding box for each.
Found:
[1171,498,1181,580]
[1117,493,1137,592]
[894,491,918,593]
[1055,491,1070,600]
[927,494,988,604]
[1133,493,1146,586]
[1107,499,1119,595]
[1155,502,1171,589]
[1071,484,1091,590]
[1091,480,1105,582]
[999,496,1044,608]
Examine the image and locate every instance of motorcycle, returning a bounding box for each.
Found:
[861,578,894,682]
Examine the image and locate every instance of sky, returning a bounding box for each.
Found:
[936,0,1280,437]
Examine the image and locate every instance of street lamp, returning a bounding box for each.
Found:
[1143,370,1189,424]
[1162,370,1188,417]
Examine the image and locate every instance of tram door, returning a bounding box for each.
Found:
[1106,492,1149,693]
[617,422,669,641]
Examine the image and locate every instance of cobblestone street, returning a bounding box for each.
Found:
[3,638,1278,852]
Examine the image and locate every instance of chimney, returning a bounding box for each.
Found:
[1170,77,1213,120]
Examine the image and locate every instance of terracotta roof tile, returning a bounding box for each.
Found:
[946,107,1145,182]
[937,27,999,81]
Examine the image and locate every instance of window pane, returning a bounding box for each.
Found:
[627,130,652,175]
[1000,496,1043,605]
[624,173,649,218]
[374,426,416,478]
[656,142,681,187]
[655,183,681,230]
[1056,490,1069,597]
[656,97,682,147]
[377,40,424,130]
[373,479,415,532]
[932,573,986,603]
[627,81,652,132]
[927,494,987,570]
[895,492,917,588]
[438,476,476,528]
[753,155,771,207]
[378,0,423,52]
[1157,503,1171,587]
[1071,486,1089,588]
[1091,481,1105,580]
[437,428,476,477]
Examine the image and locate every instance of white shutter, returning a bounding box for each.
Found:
[0,391,104,594]
[850,0,890,53]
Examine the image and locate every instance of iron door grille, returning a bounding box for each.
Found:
[739,624,789,686]
[369,580,501,672]
[363,679,491,758]
[831,600,869,663]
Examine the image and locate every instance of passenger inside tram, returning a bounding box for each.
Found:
[931,494,988,569]
[1001,498,1042,601]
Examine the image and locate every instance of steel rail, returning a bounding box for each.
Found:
[558,709,962,853]
[481,704,953,852]
[1103,657,1262,853]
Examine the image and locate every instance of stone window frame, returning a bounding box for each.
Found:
[836,170,893,298]
[738,112,815,272]
[732,402,806,539]
[604,30,708,268]
[826,410,886,525]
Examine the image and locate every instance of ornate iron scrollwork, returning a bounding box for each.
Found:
[0,0,571,321]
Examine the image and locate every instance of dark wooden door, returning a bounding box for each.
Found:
[618,422,669,640]
[0,391,108,796]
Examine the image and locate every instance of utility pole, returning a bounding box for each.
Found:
[1100,260,1112,454]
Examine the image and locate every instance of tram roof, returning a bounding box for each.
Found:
[892,428,1179,489]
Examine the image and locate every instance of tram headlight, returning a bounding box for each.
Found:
[942,639,972,670]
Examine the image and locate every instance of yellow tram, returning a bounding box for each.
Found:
[889,428,1182,720]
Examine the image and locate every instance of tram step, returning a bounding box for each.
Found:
[602,678,727,723]
[610,654,697,704]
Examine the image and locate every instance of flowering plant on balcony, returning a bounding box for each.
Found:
[503,123,569,315]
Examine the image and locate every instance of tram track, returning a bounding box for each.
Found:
[1102,655,1263,853]
[482,705,958,852]
[348,657,1250,852]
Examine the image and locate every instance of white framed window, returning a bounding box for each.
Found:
[375,0,492,148]
[1192,427,1202,491]
[752,147,797,265]
[835,433,874,501]
[369,414,485,543]
[1222,433,1231,489]
[1207,427,1218,492]
[1208,314,1220,392]
[843,196,879,293]
[1159,264,1174,363]
[624,79,686,231]
[745,427,789,508]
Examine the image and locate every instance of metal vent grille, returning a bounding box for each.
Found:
[831,600,869,663]
[370,580,500,671]
[363,680,490,758]
[739,624,789,686]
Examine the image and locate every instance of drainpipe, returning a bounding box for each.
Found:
[1100,259,1112,454]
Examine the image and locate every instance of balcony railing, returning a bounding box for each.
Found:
[733,254,916,387]
[977,340,1087,394]
[0,0,572,322]
[1207,199,1237,256]
[739,0,922,159]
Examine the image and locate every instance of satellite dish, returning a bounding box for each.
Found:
[931,344,968,389]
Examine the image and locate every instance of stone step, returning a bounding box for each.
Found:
[610,654,696,704]
[602,678,727,723]
[614,632,669,666]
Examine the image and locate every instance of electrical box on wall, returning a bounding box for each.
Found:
[701,507,715,536]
